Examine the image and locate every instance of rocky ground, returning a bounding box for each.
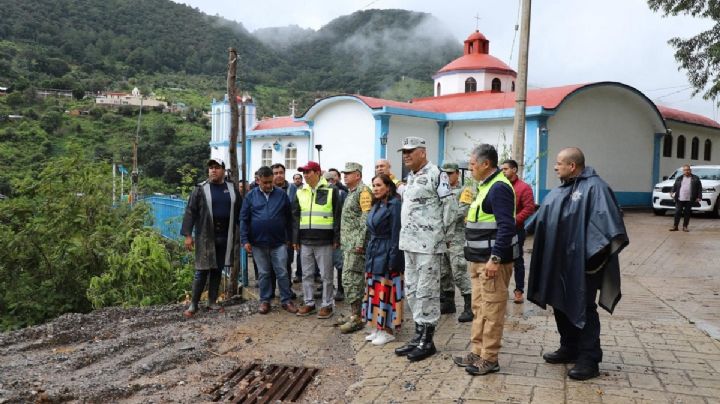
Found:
[0,299,360,403]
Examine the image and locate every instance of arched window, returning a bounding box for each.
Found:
[491,78,501,92]
[705,139,712,161]
[662,134,672,157]
[511,81,516,92]
[691,137,699,160]
[436,83,441,97]
[465,77,477,93]
[285,142,297,169]
[261,143,272,167]
[677,135,686,159]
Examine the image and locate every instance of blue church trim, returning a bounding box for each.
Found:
[374,115,390,160]
[537,120,550,203]
[523,118,542,200]
[437,121,448,164]
[652,133,664,185]
[249,128,310,138]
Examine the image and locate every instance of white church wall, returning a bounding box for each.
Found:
[444,120,514,164]
[387,116,439,171]
[546,87,660,201]
[659,122,720,179]
[435,71,515,96]
[311,100,376,180]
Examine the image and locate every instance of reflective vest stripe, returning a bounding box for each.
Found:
[465,221,498,229]
[300,211,331,217]
[465,235,518,249]
[299,223,333,230]
[297,178,334,231]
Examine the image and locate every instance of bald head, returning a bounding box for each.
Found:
[555,147,586,181]
[375,159,392,176]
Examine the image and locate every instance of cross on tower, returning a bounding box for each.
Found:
[474,13,481,30]
[289,99,297,117]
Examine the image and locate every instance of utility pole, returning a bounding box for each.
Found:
[227,48,241,298]
[512,0,531,177]
[131,98,143,204]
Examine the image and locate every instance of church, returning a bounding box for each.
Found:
[209,30,720,206]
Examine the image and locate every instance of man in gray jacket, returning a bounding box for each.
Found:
[181,158,242,317]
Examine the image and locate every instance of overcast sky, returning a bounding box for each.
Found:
[174,0,717,120]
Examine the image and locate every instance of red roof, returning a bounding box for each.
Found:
[253,116,308,131]
[656,105,720,129]
[436,53,516,76]
[466,31,487,41]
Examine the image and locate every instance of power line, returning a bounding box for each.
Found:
[654,86,693,100]
[643,84,694,92]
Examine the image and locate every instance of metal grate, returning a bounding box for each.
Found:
[207,363,319,403]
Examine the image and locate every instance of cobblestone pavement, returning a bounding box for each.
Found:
[245,211,720,403]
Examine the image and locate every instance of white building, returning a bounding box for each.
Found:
[210,31,720,206]
[95,87,167,108]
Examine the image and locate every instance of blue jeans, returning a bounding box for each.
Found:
[253,245,293,304]
[513,228,526,293]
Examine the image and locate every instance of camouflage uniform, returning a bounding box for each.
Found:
[340,181,372,305]
[440,183,473,296]
[400,161,453,326]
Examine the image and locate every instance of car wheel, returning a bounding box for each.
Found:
[653,209,665,216]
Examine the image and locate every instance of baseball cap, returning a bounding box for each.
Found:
[398,136,427,152]
[298,161,321,172]
[341,162,363,173]
[441,162,459,173]
[207,157,225,168]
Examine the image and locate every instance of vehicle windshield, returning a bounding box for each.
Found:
[669,168,720,180]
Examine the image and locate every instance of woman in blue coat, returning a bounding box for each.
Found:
[362,174,405,346]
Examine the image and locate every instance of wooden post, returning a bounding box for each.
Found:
[227,48,240,298]
[512,0,531,177]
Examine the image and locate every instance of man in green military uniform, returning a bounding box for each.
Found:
[439,162,474,323]
[337,162,373,333]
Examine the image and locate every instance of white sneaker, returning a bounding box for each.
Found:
[371,330,396,346]
[365,329,378,341]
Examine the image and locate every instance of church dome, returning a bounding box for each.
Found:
[435,31,516,77]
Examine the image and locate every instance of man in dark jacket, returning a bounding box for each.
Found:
[528,147,629,381]
[292,161,342,319]
[181,158,241,317]
[669,164,702,232]
[241,166,297,314]
[270,163,298,298]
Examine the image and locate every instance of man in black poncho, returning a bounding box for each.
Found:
[527,147,629,381]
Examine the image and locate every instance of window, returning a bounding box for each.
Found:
[491,78,501,92]
[677,135,686,158]
[511,81,515,91]
[705,139,712,161]
[436,83,441,97]
[285,142,297,169]
[465,77,477,93]
[691,137,699,160]
[662,134,672,157]
[261,144,272,167]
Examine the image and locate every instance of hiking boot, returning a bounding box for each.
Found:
[334,313,349,326]
[371,330,396,346]
[466,359,500,376]
[258,302,271,314]
[317,306,334,319]
[513,290,524,304]
[453,351,480,367]
[407,324,437,362]
[339,316,364,334]
[334,289,345,302]
[281,301,298,314]
[395,323,423,356]
[296,305,316,317]
[457,294,473,322]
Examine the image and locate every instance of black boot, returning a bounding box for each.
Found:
[407,324,437,361]
[184,277,205,317]
[395,322,423,356]
[440,291,456,314]
[457,294,473,323]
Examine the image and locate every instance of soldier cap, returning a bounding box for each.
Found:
[341,162,363,173]
[397,136,427,152]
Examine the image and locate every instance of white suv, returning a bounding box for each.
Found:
[652,165,720,218]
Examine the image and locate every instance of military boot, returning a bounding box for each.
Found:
[339,303,364,334]
[440,291,456,314]
[394,322,423,356]
[407,324,437,361]
[457,294,473,323]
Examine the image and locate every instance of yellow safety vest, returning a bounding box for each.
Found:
[297,177,334,230]
[465,170,519,260]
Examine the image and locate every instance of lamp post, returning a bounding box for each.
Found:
[315,144,323,166]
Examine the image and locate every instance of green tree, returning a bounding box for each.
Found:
[648,0,720,100]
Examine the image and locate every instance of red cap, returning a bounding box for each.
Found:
[298,161,321,172]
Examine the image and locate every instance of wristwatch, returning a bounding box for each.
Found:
[489,255,501,264]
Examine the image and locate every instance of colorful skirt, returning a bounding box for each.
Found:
[361,271,404,331]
